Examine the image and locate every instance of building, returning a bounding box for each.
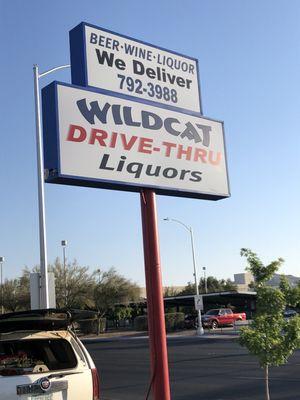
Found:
[163,291,256,319]
[234,272,254,291]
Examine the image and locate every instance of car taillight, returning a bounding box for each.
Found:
[91,367,100,400]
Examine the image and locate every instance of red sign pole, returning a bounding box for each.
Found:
[140,189,171,400]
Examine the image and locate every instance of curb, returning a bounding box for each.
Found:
[81,332,240,343]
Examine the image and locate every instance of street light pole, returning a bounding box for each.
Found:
[0,257,4,314]
[163,218,204,335]
[61,240,67,307]
[33,63,70,309]
[203,266,208,294]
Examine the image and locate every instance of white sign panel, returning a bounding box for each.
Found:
[194,295,203,311]
[70,23,201,114]
[42,82,229,200]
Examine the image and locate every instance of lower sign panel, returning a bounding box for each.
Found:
[42,82,230,200]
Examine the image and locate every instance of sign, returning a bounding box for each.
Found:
[42,82,229,200]
[69,22,201,114]
[194,295,203,311]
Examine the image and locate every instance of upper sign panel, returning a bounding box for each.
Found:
[69,22,202,114]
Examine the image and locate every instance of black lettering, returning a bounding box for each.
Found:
[95,49,114,67]
[176,76,185,87]
[145,165,161,177]
[115,58,126,70]
[133,60,145,75]
[142,111,163,130]
[196,124,212,147]
[186,79,192,89]
[112,105,123,125]
[164,118,181,136]
[167,73,176,84]
[146,67,156,79]
[124,43,135,55]
[90,33,98,44]
[190,171,202,182]
[179,169,191,180]
[123,107,141,127]
[181,122,201,143]
[163,167,178,179]
[77,99,110,125]
[127,162,143,178]
[99,154,114,171]
[116,156,127,171]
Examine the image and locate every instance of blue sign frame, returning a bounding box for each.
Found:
[69,22,203,116]
[42,81,230,201]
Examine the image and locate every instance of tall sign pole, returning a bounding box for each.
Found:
[140,189,171,400]
[33,64,49,309]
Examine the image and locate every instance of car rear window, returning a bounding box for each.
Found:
[0,338,77,376]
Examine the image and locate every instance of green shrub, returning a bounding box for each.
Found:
[78,317,106,334]
[134,312,185,332]
[134,315,148,331]
[165,312,185,332]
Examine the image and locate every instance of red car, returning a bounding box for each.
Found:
[202,308,246,329]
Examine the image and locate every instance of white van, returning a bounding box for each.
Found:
[0,309,100,400]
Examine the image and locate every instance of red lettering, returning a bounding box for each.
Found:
[194,148,207,163]
[138,138,153,154]
[110,132,118,148]
[177,145,192,160]
[162,141,177,157]
[120,133,138,150]
[209,151,222,165]
[88,129,108,146]
[67,124,86,142]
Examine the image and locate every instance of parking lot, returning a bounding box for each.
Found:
[85,336,300,400]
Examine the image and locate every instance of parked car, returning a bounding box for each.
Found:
[0,309,100,400]
[184,314,197,329]
[202,308,246,329]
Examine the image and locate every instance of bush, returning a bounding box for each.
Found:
[134,315,148,331]
[77,317,106,334]
[134,312,185,332]
[165,312,185,332]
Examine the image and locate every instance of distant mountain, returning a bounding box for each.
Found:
[267,274,300,287]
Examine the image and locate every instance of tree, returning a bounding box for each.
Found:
[239,248,300,400]
[279,275,300,308]
[93,267,140,316]
[164,286,181,297]
[49,258,95,309]
[178,276,237,295]
[178,281,195,296]
[2,279,21,312]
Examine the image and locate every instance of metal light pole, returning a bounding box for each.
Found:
[0,256,4,314]
[96,269,101,284]
[61,240,67,307]
[203,266,208,294]
[33,63,70,309]
[164,218,204,335]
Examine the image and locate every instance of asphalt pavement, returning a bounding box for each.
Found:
[84,335,300,400]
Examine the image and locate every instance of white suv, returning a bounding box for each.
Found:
[0,309,100,400]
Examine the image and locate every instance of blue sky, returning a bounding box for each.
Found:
[1,0,300,287]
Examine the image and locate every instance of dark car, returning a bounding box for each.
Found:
[184,314,197,329]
